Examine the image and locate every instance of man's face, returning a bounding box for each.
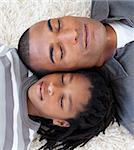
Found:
[28,73,91,124]
[29,16,107,71]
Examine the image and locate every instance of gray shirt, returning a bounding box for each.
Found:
[0,45,40,150]
[91,0,134,135]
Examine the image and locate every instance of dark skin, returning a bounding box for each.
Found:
[27,73,91,127]
[29,16,117,71]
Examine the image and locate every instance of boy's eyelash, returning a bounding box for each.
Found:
[60,95,64,108]
[60,45,63,60]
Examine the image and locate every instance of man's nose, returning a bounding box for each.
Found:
[57,29,78,44]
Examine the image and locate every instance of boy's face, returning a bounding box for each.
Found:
[28,73,91,127]
[29,16,107,71]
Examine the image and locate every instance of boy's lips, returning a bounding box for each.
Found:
[39,81,44,101]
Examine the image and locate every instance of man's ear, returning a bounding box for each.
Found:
[53,119,70,127]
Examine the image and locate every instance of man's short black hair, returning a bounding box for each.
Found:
[18,28,50,75]
[18,28,30,69]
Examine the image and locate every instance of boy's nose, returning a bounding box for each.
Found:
[48,82,54,96]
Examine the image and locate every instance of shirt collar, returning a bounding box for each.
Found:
[91,0,109,21]
[19,75,40,131]
[91,0,134,28]
[102,57,128,80]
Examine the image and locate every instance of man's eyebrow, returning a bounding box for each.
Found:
[49,46,55,64]
[47,19,53,31]
[58,19,60,31]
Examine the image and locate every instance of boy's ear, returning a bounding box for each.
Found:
[53,119,70,127]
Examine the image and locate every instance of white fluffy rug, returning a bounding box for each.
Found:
[0,0,133,150]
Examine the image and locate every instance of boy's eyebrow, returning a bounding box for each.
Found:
[47,19,53,31]
[68,94,72,111]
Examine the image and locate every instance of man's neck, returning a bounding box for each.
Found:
[97,24,117,66]
[105,24,117,58]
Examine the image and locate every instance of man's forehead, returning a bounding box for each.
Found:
[30,20,47,29]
